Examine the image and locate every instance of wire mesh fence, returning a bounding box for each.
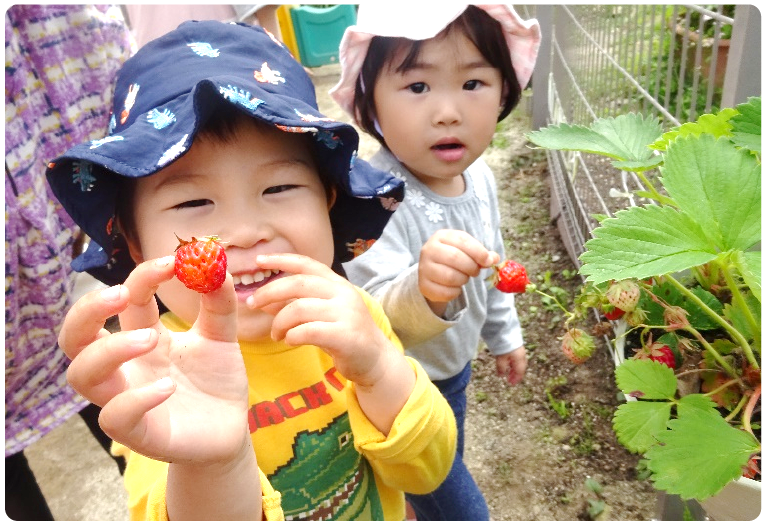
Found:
[525,4,760,265]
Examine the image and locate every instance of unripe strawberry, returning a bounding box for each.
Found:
[490,259,530,294]
[561,328,595,364]
[605,280,641,312]
[174,235,227,293]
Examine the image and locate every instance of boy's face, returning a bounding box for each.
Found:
[373,30,503,194]
[125,118,336,342]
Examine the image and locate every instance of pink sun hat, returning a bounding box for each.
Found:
[329,3,541,123]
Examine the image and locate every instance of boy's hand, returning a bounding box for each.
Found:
[495,346,528,385]
[418,229,500,314]
[248,254,415,433]
[59,256,249,466]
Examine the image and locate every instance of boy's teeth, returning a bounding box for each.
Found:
[233,270,272,286]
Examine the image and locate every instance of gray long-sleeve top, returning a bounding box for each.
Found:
[343,148,524,381]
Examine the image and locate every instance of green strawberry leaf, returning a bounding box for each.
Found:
[615,359,677,399]
[645,408,761,501]
[661,134,761,252]
[613,400,672,453]
[526,113,662,163]
[730,97,761,154]
[649,108,737,151]
[579,205,717,284]
[734,250,761,302]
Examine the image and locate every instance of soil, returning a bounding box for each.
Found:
[23,63,660,521]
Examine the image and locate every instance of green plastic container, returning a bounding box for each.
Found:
[290,5,357,67]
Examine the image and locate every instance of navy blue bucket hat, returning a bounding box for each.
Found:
[46,20,403,285]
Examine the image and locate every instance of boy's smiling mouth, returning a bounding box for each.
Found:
[232,269,282,295]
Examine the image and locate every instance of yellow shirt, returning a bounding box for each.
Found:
[112,288,456,520]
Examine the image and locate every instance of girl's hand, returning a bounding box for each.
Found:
[495,346,528,385]
[59,256,249,466]
[248,254,414,432]
[418,229,500,314]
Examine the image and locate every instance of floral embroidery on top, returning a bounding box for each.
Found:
[407,188,426,208]
[253,62,285,84]
[89,136,124,149]
[147,108,176,129]
[187,42,220,57]
[120,83,139,124]
[157,134,188,167]
[72,161,96,191]
[219,85,264,112]
[424,201,444,223]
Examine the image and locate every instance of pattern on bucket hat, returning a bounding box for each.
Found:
[46,20,404,285]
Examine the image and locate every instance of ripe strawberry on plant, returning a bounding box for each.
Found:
[174,235,227,293]
[489,259,530,293]
[602,304,625,320]
[634,342,676,369]
[561,328,595,364]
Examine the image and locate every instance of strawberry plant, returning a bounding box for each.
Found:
[525,97,761,503]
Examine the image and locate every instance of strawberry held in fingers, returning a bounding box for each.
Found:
[174,235,228,293]
[489,259,530,293]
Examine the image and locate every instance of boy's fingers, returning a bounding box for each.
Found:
[59,284,130,360]
[98,377,175,449]
[119,256,175,331]
[193,274,238,342]
[66,328,158,407]
[255,253,342,282]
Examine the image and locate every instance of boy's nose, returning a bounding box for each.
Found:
[220,204,275,250]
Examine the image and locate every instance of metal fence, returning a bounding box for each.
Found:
[522,4,761,265]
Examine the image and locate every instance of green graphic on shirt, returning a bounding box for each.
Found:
[270,413,384,520]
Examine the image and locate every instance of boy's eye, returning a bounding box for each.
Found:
[407,82,428,94]
[175,199,211,209]
[264,184,299,195]
[463,79,482,91]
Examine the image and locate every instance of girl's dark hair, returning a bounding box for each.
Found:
[353,5,521,148]
[116,103,334,241]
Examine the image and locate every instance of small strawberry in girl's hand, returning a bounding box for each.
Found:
[489,259,531,293]
[174,235,227,293]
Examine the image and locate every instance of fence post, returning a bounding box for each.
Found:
[722,5,761,108]
[531,5,554,130]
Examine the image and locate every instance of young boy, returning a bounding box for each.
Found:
[46,21,456,521]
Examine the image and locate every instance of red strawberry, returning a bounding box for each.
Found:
[174,235,227,293]
[635,342,676,369]
[561,328,595,364]
[602,304,625,320]
[605,280,641,313]
[490,259,530,293]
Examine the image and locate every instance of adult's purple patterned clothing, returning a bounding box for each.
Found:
[5,5,132,456]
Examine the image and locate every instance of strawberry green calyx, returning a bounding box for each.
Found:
[561,328,595,364]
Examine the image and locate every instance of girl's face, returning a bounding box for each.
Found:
[373,29,504,196]
[125,119,335,342]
